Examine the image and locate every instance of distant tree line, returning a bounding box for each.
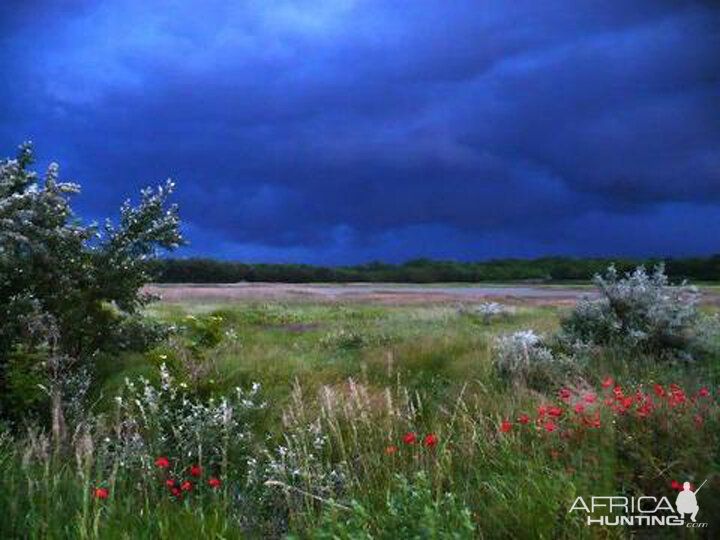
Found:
[149,255,720,284]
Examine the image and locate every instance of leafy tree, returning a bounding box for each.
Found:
[0,143,183,422]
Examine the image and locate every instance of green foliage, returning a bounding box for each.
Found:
[144,313,233,386]
[0,143,183,422]
[322,328,396,351]
[182,314,226,350]
[304,472,475,540]
[112,314,173,353]
[0,142,182,358]
[1,347,50,423]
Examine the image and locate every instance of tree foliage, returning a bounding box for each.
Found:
[150,255,720,284]
[0,143,183,367]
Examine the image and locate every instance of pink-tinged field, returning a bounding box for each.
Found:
[146,282,720,307]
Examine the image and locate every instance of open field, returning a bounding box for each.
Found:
[146,282,720,307]
[126,293,567,409]
[3,283,719,538]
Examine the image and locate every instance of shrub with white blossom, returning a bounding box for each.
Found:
[459,302,512,324]
[560,264,710,360]
[492,330,569,386]
[0,143,183,424]
[109,364,265,474]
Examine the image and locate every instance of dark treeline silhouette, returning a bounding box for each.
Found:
[149,255,720,283]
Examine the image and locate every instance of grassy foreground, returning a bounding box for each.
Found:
[1,298,719,538]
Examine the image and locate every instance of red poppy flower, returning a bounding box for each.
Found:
[181,481,192,492]
[548,407,563,418]
[574,403,585,413]
[622,397,633,408]
[559,388,572,401]
[94,488,109,500]
[499,420,512,433]
[189,465,202,477]
[699,387,710,397]
[385,445,399,455]
[423,433,439,447]
[602,377,614,388]
[695,415,703,427]
[208,477,222,488]
[544,421,557,433]
[603,398,614,406]
[583,393,596,404]
[653,384,665,397]
[517,414,530,424]
[671,480,680,490]
[582,414,601,428]
[537,406,547,419]
[613,386,623,397]
[166,479,176,488]
[669,390,686,407]
[171,487,181,497]
[637,405,651,418]
[403,432,417,444]
[155,456,170,469]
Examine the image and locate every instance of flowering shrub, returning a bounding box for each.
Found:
[108,364,265,476]
[459,302,512,324]
[0,144,183,426]
[560,265,711,360]
[492,330,571,387]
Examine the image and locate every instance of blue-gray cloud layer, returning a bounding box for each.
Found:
[1,1,718,263]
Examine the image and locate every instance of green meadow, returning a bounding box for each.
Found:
[2,286,718,539]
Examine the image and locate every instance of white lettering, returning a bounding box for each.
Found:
[569,497,590,513]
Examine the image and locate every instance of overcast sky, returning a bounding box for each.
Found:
[1,1,718,263]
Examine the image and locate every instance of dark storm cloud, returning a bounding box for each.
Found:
[1,0,718,263]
